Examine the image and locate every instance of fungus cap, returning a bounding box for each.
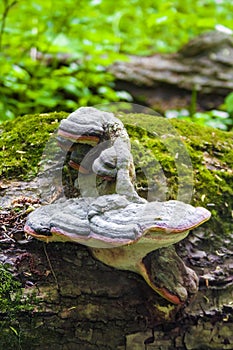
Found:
[25,194,211,248]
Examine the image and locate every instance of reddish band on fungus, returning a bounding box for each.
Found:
[156,287,182,305]
[57,130,100,145]
[68,160,91,174]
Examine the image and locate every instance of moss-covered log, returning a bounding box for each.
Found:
[0,111,232,350]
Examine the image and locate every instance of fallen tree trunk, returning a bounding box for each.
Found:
[110,31,233,111]
[0,111,232,350]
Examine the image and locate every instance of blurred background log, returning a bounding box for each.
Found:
[110,31,233,112]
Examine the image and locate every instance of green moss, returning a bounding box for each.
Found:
[0,263,36,314]
[0,263,39,348]
[170,120,233,207]
[0,264,22,314]
[0,112,68,179]
[119,114,233,246]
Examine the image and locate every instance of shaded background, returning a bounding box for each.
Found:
[0,0,233,129]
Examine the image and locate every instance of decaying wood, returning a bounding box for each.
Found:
[110,31,233,111]
[0,205,232,350]
[0,110,232,350]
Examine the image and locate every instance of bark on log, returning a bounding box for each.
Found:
[110,31,233,111]
[0,111,232,350]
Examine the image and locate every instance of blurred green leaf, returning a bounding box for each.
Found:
[0,0,233,128]
[225,92,233,114]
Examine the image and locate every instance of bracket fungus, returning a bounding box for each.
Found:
[24,107,211,304]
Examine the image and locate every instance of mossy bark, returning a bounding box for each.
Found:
[0,112,232,350]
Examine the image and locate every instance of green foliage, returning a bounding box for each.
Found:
[225,91,233,114]
[0,0,131,122]
[0,0,233,123]
[165,92,233,131]
[166,108,233,131]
